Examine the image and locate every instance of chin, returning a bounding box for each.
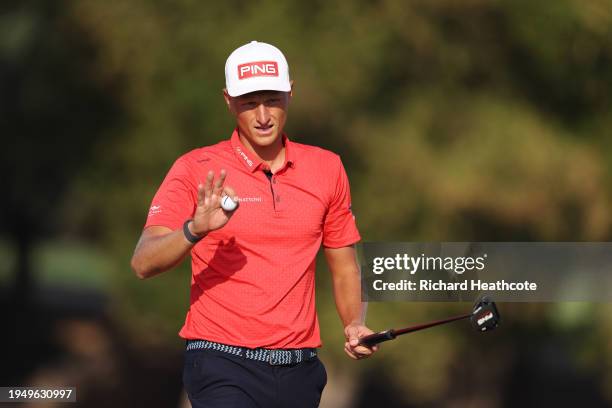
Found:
[250,132,280,147]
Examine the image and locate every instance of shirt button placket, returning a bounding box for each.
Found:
[273,177,282,210]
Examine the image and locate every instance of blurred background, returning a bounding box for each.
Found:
[2,0,612,406]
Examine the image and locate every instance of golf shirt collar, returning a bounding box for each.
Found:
[230,128,295,173]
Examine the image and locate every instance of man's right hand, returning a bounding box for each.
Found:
[190,169,239,238]
[130,169,238,279]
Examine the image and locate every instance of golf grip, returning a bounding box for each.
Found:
[358,329,396,347]
[358,314,472,347]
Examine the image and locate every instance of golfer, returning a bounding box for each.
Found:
[131,41,377,407]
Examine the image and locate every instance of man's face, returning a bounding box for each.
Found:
[224,88,292,149]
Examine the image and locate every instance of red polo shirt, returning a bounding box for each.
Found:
[144,130,360,348]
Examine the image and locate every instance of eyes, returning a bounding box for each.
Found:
[240,101,258,109]
[239,97,282,109]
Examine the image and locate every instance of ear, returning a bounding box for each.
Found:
[284,80,294,105]
[223,89,232,110]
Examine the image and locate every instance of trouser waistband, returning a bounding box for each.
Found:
[186,339,318,366]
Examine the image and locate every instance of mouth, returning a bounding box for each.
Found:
[254,123,274,136]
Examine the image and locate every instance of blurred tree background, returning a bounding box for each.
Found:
[2,0,612,407]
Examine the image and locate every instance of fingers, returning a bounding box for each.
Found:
[204,171,214,202]
[223,185,238,201]
[346,326,361,348]
[197,183,206,206]
[344,341,376,359]
[201,170,232,207]
[213,169,227,197]
[193,170,236,235]
[351,343,375,356]
[344,324,379,360]
[344,345,359,360]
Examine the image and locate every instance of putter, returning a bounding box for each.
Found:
[358,296,500,348]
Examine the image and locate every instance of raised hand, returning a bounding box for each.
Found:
[189,169,238,237]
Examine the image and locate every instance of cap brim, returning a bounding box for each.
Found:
[227,78,291,97]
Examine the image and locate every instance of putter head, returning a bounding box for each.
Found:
[470,296,500,332]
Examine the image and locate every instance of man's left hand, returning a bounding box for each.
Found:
[344,323,379,360]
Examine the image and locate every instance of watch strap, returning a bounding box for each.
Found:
[183,219,203,244]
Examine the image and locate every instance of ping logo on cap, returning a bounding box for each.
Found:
[238,61,278,79]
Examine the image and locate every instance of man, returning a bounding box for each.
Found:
[131,41,377,408]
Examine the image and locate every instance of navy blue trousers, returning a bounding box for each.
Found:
[183,348,327,408]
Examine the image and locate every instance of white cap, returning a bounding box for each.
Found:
[225,41,291,97]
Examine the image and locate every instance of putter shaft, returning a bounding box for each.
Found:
[359,313,471,347]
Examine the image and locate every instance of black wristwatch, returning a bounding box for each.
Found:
[183,219,204,244]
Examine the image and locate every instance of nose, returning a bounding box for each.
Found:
[255,103,270,124]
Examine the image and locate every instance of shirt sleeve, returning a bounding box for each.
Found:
[322,155,361,248]
[144,156,198,231]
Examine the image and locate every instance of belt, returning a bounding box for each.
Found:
[186,339,318,366]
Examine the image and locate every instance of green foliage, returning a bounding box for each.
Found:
[8,0,612,404]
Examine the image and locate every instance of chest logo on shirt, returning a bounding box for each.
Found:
[238,197,263,203]
[235,146,254,167]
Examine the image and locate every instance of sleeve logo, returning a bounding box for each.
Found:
[148,205,162,216]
